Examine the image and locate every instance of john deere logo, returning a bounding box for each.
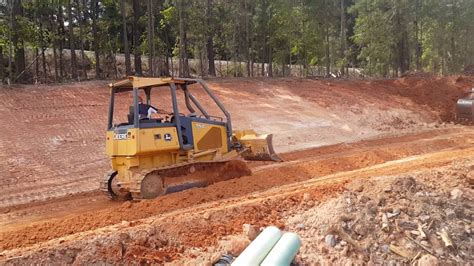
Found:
[113,133,128,140]
[164,133,172,142]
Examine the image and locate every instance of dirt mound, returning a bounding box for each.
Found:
[286,159,473,264]
[385,75,474,121]
[1,182,345,265]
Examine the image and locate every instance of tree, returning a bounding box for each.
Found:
[340,0,347,76]
[120,0,132,76]
[12,0,25,79]
[77,0,88,79]
[49,9,59,82]
[351,0,399,76]
[57,4,65,79]
[206,0,215,76]
[132,0,142,75]
[177,0,189,77]
[0,46,4,81]
[147,0,154,76]
[1,0,474,84]
[67,0,78,80]
[91,0,100,78]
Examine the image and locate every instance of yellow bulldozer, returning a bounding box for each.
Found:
[100,76,281,200]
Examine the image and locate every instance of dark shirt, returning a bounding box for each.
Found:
[138,103,158,119]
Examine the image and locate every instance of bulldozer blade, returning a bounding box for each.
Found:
[235,131,283,162]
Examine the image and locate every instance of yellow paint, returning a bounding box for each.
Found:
[138,127,180,153]
[105,129,138,156]
[106,127,180,156]
[106,122,233,190]
[191,122,228,152]
[110,76,187,91]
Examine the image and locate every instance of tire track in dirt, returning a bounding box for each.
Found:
[0,128,472,251]
[2,145,472,263]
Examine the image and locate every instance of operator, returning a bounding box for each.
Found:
[138,96,163,120]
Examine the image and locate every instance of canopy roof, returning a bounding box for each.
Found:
[109,76,197,92]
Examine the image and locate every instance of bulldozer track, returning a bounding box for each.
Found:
[101,160,250,200]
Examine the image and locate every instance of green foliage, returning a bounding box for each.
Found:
[1,0,473,83]
[351,0,474,76]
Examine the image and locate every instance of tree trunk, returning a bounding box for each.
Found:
[78,0,87,79]
[450,0,457,73]
[206,0,216,76]
[147,0,154,76]
[245,1,251,77]
[325,25,330,77]
[38,1,46,81]
[395,9,408,75]
[245,10,250,77]
[132,0,142,75]
[34,2,39,81]
[41,48,46,81]
[199,50,204,76]
[12,0,25,80]
[35,48,39,82]
[53,46,58,81]
[81,0,88,79]
[0,46,4,81]
[340,0,347,76]
[164,55,170,76]
[261,39,266,77]
[58,4,64,79]
[398,32,409,74]
[91,0,100,78]
[268,46,273,77]
[414,0,421,71]
[8,0,13,84]
[67,0,78,80]
[170,56,174,77]
[177,0,189,77]
[250,59,253,77]
[120,0,132,76]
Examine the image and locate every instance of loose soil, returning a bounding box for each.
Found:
[0,76,473,264]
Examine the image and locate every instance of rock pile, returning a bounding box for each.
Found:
[287,160,473,264]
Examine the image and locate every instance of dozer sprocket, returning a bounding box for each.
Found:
[130,160,251,200]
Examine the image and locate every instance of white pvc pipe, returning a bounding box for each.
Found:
[231,226,282,266]
[261,232,302,266]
